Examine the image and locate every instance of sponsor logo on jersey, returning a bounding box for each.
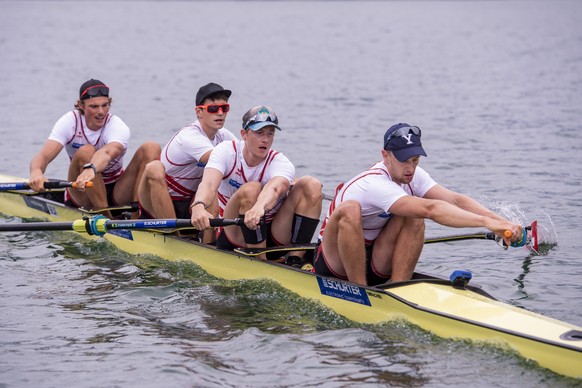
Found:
[228,179,242,189]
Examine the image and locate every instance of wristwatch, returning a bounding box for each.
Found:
[82,163,97,174]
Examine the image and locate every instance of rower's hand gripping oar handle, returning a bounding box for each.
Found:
[495,226,531,250]
[44,181,94,189]
[70,181,94,189]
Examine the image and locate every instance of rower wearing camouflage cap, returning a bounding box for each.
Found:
[190,105,322,264]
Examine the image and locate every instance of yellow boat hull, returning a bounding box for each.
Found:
[0,174,581,378]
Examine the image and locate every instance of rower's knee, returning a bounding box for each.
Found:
[138,141,161,161]
[293,176,323,201]
[393,217,425,244]
[143,160,166,183]
[336,200,362,229]
[404,217,425,235]
[238,182,263,203]
[74,145,97,163]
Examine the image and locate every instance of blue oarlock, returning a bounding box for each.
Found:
[450,270,472,289]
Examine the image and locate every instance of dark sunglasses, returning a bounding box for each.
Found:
[80,84,109,100]
[385,126,421,142]
[243,111,278,130]
[197,104,230,114]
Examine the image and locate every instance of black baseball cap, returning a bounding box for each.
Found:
[79,79,109,101]
[195,82,231,106]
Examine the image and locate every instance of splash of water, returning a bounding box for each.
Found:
[480,195,558,255]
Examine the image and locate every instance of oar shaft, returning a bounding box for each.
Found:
[0,181,93,191]
[424,233,496,244]
[0,182,30,191]
[0,222,77,232]
[0,217,242,234]
[102,218,241,231]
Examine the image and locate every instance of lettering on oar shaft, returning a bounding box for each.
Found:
[142,221,172,227]
[110,220,176,229]
[317,277,371,306]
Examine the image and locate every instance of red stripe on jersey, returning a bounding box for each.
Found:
[223,141,238,180]
[258,150,278,182]
[165,175,195,198]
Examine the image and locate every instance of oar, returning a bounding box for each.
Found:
[234,233,510,257]
[234,222,538,257]
[0,217,243,236]
[79,203,139,215]
[0,181,93,191]
[424,232,498,244]
[426,221,538,251]
[235,244,317,257]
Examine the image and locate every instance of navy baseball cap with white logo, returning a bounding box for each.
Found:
[383,123,427,162]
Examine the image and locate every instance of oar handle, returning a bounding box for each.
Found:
[495,226,531,249]
[45,181,94,189]
[508,228,529,247]
[0,181,93,191]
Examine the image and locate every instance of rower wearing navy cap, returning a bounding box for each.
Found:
[314,123,524,286]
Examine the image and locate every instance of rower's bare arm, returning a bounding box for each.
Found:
[390,196,521,244]
[29,140,63,191]
[425,184,509,222]
[190,168,223,230]
[253,176,291,214]
[91,142,125,172]
[74,142,125,189]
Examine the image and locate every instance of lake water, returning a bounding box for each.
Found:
[1,1,582,387]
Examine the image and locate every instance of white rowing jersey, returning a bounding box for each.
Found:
[48,110,129,184]
[319,161,437,244]
[206,140,295,222]
[161,121,237,201]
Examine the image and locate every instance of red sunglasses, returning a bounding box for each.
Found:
[196,104,230,114]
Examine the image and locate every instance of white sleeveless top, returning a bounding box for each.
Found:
[48,110,129,184]
[319,161,436,244]
[161,121,237,201]
[205,140,295,222]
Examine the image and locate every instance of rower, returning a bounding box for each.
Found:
[189,105,322,263]
[28,78,160,219]
[313,122,524,286]
[137,82,237,241]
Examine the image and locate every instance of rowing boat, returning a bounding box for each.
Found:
[0,173,581,378]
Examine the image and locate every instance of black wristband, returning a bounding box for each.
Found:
[191,201,207,209]
[82,163,97,174]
